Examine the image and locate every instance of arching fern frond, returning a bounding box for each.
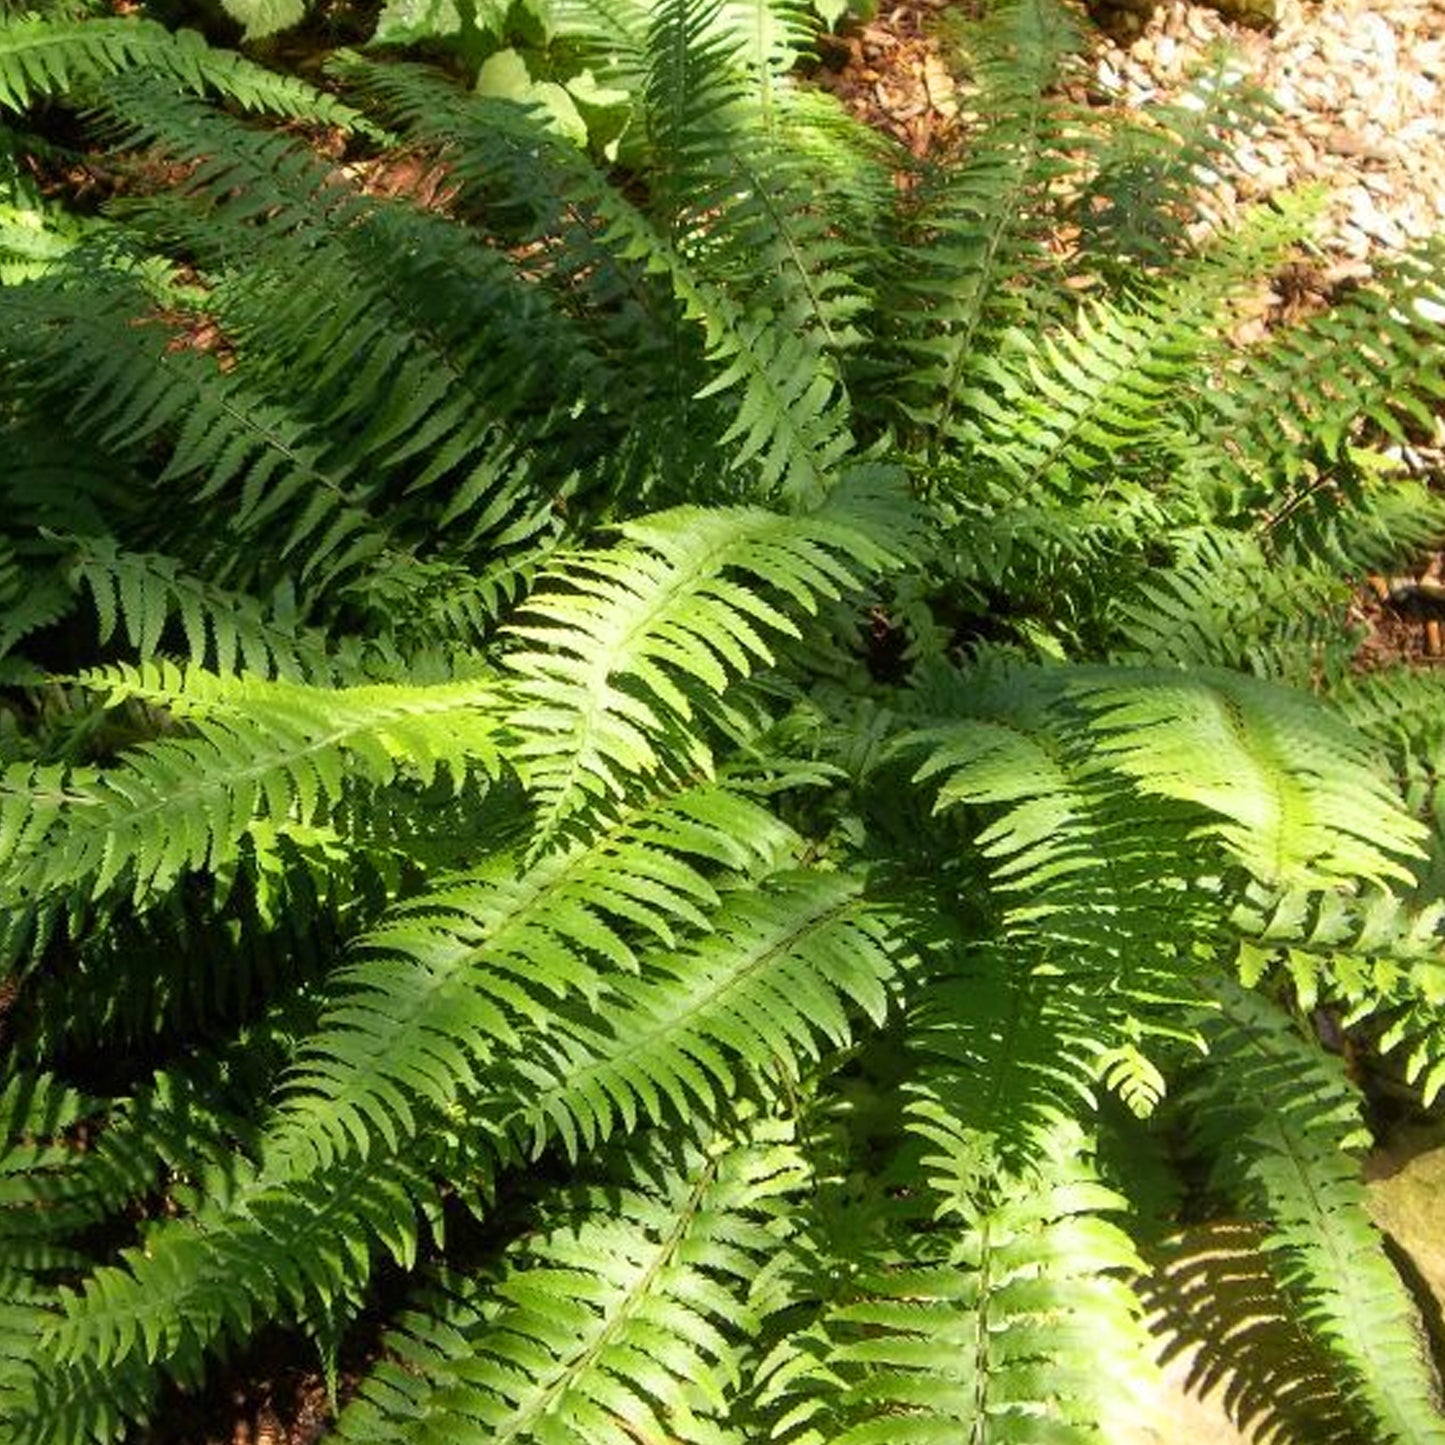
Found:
[1186,981,1445,1445]
[906,663,1429,902]
[0,14,364,126]
[497,868,902,1160]
[341,58,855,504]
[762,1117,1151,1444]
[876,0,1085,451]
[505,478,916,847]
[0,663,507,909]
[1070,665,1426,890]
[264,773,800,1178]
[1200,238,1445,511]
[0,270,388,599]
[335,1118,806,1445]
[66,534,336,681]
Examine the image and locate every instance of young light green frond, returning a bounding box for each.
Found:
[0,14,364,127]
[500,869,902,1159]
[505,480,916,846]
[263,776,799,1178]
[335,1118,805,1445]
[0,664,506,908]
[1069,666,1427,889]
[1186,981,1445,1445]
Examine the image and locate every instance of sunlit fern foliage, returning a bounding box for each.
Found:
[3,0,1445,1440]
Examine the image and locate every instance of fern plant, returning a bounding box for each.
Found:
[4,1,1445,1441]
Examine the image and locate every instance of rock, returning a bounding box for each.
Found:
[1365,1127,1445,1321]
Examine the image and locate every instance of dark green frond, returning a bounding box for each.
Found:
[1186,982,1445,1445]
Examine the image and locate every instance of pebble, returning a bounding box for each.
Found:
[1089,0,1445,265]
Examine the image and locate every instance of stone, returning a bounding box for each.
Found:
[1365,1127,1445,1320]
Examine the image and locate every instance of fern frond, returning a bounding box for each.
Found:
[0,663,507,908]
[960,203,1305,504]
[1108,526,1349,684]
[1186,981,1445,1445]
[264,773,799,1178]
[505,480,916,846]
[29,785,800,1395]
[336,1119,805,1445]
[902,665,1221,962]
[67,533,336,680]
[98,82,602,552]
[341,59,854,503]
[0,14,364,126]
[1076,54,1277,268]
[498,868,902,1160]
[877,0,1084,450]
[1201,239,1445,509]
[765,1117,1150,1444]
[0,270,388,598]
[1070,665,1426,889]
[643,0,867,363]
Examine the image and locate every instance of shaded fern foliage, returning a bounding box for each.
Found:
[4,0,1445,1441]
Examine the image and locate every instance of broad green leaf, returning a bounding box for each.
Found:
[372,0,463,43]
[219,0,307,39]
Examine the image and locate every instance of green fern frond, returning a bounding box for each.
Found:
[341,59,855,503]
[1108,526,1348,684]
[877,0,1084,450]
[66,533,335,680]
[39,1146,442,1393]
[0,270,388,597]
[1201,239,1445,509]
[336,1119,806,1445]
[0,14,364,126]
[1186,981,1445,1445]
[960,204,1306,505]
[31,782,801,1394]
[765,1117,1150,1444]
[505,481,916,845]
[902,665,1220,961]
[98,82,601,551]
[0,663,507,908]
[498,868,902,1160]
[1077,54,1277,267]
[264,773,799,1178]
[1071,665,1427,889]
[643,0,867,363]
